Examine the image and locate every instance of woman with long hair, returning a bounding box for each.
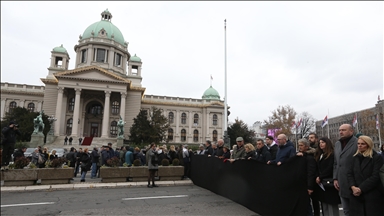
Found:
[314,137,340,216]
[347,135,384,216]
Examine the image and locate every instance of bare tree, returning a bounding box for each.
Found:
[264,105,296,137]
[295,112,316,138]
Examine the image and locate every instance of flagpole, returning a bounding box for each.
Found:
[378,114,382,150]
[223,19,229,148]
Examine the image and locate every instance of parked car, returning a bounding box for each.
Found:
[50,148,68,158]
[24,148,35,159]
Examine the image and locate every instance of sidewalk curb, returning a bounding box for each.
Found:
[0,180,194,192]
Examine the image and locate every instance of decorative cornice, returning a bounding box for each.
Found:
[0,89,44,96]
[54,65,131,84]
[40,78,58,84]
[130,86,146,92]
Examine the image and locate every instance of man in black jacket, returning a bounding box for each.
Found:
[254,139,271,163]
[215,139,224,157]
[1,121,21,170]
[266,136,278,161]
[204,140,213,156]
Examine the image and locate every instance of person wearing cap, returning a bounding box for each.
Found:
[204,140,213,156]
[1,120,21,170]
[219,145,231,160]
[229,137,247,163]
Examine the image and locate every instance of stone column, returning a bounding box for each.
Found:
[54,87,64,136]
[87,46,93,63]
[188,111,192,143]
[120,92,126,119]
[1,99,6,119]
[175,110,179,142]
[101,91,111,138]
[70,88,82,137]
[122,56,127,73]
[108,48,114,69]
[206,111,210,139]
[37,101,42,112]
[19,100,25,108]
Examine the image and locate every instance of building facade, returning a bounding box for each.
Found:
[0,9,225,145]
[315,100,384,150]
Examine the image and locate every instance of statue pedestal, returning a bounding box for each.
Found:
[30,133,45,148]
[46,134,56,144]
[116,137,124,148]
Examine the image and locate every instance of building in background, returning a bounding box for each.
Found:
[315,100,384,150]
[251,121,267,140]
[0,9,225,145]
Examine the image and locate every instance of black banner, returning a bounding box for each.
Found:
[190,155,308,216]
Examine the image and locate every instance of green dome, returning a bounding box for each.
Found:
[130,54,141,62]
[202,86,220,100]
[81,10,125,46]
[52,44,68,53]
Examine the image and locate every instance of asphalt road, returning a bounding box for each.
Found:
[1,185,259,216]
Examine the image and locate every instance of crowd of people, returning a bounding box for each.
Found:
[2,119,384,215]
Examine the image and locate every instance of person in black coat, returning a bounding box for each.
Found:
[1,121,21,170]
[80,148,91,182]
[314,137,340,216]
[244,144,257,160]
[168,145,178,164]
[91,147,99,178]
[347,136,384,216]
[266,136,278,161]
[66,147,76,168]
[254,139,271,163]
[296,138,317,216]
[204,140,213,156]
[13,146,26,162]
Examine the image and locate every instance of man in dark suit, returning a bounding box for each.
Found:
[333,124,357,216]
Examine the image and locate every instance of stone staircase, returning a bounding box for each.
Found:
[44,135,119,150]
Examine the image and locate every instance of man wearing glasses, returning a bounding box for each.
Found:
[229,137,246,163]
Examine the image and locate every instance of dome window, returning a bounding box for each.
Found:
[81,49,87,63]
[114,53,122,67]
[94,48,107,63]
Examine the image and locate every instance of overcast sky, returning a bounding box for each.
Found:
[1,1,383,127]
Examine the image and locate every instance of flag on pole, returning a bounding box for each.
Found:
[352,113,358,127]
[376,114,380,130]
[321,115,328,128]
[291,121,296,129]
[296,118,302,128]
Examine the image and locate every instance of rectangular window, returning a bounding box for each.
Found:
[81,49,87,63]
[96,49,106,62]
[115,53,122,66]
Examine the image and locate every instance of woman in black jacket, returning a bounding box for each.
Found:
[244,144,256,160]
[347,135,384,216]
[80,148,91,182]
[314,137,340,216]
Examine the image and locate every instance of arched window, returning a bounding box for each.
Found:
[66,118,73,135]
[168,128,174,141]
[181,113,186,124]
[181,129,186,142]
[213,130,218,142]
[27,103,35,112]
[110,121,117,136]
[168,112,174,124]
[194,114,199,125]
[213,114,218,125]
[89,104,102,115]
[9,101,17,114]
[111,101,120,114]
[193,129,199,142]
[68,98,75,111]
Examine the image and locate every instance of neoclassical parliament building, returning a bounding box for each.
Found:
[0,10,225,145]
